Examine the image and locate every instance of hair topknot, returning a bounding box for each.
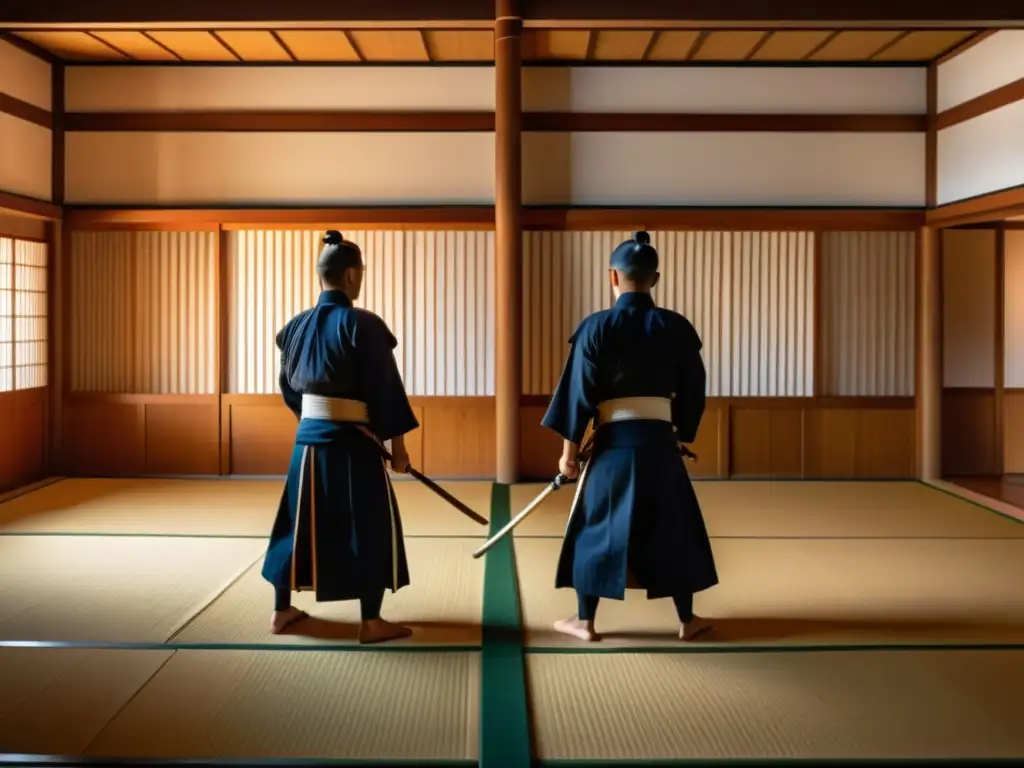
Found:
[632,230,651,246]
[323,230,344,245]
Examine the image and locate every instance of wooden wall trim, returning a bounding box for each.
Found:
[995,225,1005,474]
[927,185,1024,227]
[0,191,61,221]
[63,206,925,230]
[65,207,497,228]
[61,111,927,134]
[0,91,51,128]
[523,207,924,231]
[935,75,1024,130]
[519,394,915,409]
[522,113,925,132]
[65,111,495,132]
[69,392,220,405]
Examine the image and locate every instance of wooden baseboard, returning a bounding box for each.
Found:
[59,392,918,481]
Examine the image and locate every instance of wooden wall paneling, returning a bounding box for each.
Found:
[0,388,47,492]
[1004,389,1024,473]
[64,395,145,476]
[940,228,999,476]
[222,394,297,475]
[729,399,805,478]
[941,388,997,476]
[142,396,220,475]
[221,394,491,479]
[415,396,495,478]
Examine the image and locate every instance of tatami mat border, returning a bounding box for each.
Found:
[479,482,533,767]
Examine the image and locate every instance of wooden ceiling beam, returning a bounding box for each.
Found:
[2,0,1023,25]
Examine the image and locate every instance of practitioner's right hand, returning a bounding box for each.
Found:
[390,448,411,474]
[558,455,579,480]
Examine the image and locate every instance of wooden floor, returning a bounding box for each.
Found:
[0,477,1023,765]
[952,475,1024,512]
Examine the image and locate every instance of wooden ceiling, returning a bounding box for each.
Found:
[11,28,980,63]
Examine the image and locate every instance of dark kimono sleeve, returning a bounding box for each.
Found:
[275,324,302,419]
[355,313,420,442]
[673,322,707,444]
[541,321,599,445]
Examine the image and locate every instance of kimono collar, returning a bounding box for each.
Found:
[316,289,353,308]
[614,291,655,310]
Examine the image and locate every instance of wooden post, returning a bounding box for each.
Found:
[494,0,523,484]
[916,226,941,480]
[995,224,1006,475]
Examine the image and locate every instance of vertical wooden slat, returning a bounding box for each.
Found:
[818,231,916,396]
[225,229,494,396]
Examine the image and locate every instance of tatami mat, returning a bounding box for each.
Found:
[84,649,480,761]
[510,480,1024,539]
[0,647,173,756]
[516,537,1024,647]
[0,478,492,538]
[527,650,1024,759]
[176,538,484,646]
[0,535,263,642]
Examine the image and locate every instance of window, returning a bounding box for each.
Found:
[0,236,48,393]
[13,239,47,390]
[0,238,11,392]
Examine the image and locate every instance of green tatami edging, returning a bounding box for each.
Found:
[480,482,533,768]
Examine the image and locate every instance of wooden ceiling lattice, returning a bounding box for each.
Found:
[10,27,980,63]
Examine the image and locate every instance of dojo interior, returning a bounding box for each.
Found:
[1,11,1024,765]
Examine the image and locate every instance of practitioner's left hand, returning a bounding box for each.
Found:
[390,448,411,474]
[558,455,579,480]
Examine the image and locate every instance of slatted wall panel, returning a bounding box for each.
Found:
[227,230,494,396]
[522,231,626,395]
[0,238,11,392]
[718,231,815,397]
[70,231,217,394]
[14,239,48,389]
[521,230,815,397]
[819,231,916,396]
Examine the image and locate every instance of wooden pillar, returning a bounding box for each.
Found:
[916,226,941,480]
[494,0,523,484]
[48,63,66,474]
[995,225,1006,475]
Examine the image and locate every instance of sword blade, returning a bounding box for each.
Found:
[355,426,489,527]
[472,475,568,559]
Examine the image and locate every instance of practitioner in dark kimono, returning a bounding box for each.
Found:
[262,230,419,644]
[541,231,718,643]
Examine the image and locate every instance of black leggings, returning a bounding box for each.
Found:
[577,591,694,623]
[274,585,385,621]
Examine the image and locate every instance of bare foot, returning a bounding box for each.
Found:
[359,618,413,644]
[270,607,309,634]
[554,616,599,642]
[680,615,712,642]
